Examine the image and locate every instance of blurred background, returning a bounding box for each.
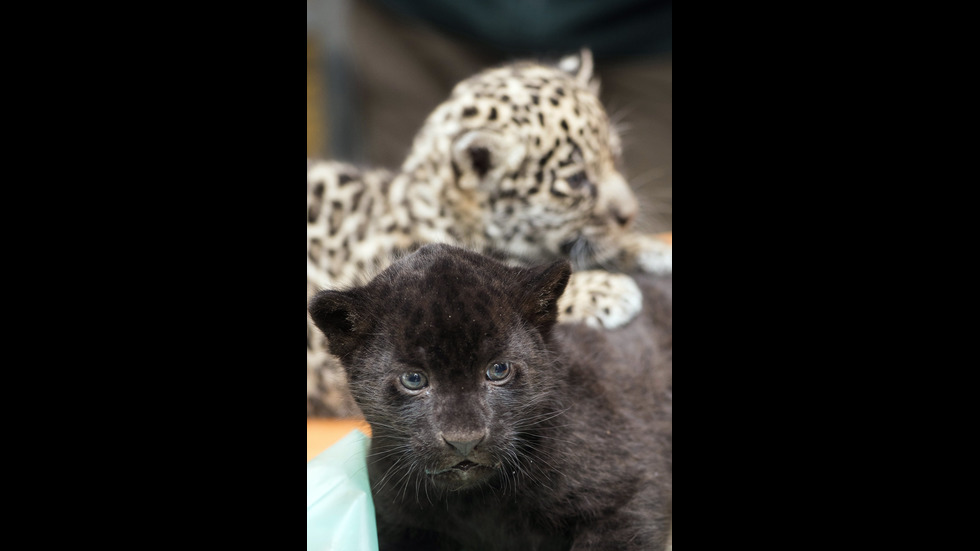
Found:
[306,0,672,232]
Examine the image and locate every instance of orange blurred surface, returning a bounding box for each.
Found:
[307,418,372,462]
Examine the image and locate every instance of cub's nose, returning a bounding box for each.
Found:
[610,205,635,227]
[443,432,486,457]
[598,172,638,228]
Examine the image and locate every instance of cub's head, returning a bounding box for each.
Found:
[308,243,571,492]
[402,50,638,269]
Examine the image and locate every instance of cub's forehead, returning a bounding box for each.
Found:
[377,252,515,317]
[384,256,507,300]
[455,64,573,88]
[441,63,612,152]
[452,64,585,104]
[368,248,531,364]
[381,275,514,359]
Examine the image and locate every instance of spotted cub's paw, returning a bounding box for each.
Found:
[558,270,643,329]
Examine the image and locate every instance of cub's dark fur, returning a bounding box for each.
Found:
[309,244,672,551]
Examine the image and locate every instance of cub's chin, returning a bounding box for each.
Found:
[426,460,497,490]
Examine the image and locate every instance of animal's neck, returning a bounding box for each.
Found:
[396,158,491,250]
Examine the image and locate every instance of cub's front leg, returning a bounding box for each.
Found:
[557,234,670,329]
[557,270,643,330]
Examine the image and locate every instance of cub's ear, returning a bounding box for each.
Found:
[451,129,526,190]
[558,48,600,94]
[518,260,572,337]
[308,289,370,360]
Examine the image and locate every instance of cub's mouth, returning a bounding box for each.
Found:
[425,460,495,476]
[453,460,479,471]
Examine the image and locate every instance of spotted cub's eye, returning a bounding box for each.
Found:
[486,362,512,382]
[399,372,428,390]
[566,171,588,190]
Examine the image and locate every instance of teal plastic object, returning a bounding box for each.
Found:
[307,429,379,551]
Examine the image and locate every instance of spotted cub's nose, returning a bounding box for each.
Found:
[610,205,635,227]
[599,172,638,229]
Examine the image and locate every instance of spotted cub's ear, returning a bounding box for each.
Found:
[517,260,572,338]
[308,289,372,360]
[558,48,600,94]
[451,129,526,190]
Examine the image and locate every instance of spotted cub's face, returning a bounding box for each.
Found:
[402,57,638,269]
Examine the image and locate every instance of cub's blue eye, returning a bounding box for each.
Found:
[487,362,511,382]
[400,372,428,390]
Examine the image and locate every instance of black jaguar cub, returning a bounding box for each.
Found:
[308,243,672,551]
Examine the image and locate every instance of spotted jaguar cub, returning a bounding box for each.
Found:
[308,50,671,417]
